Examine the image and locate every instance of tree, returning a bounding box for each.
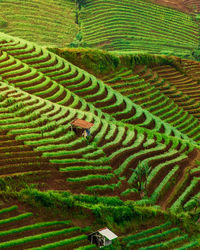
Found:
[76,0,86,10]
[132,162,151,198]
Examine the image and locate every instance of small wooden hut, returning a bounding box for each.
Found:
[88,227,118,248]
[70,118,94,137]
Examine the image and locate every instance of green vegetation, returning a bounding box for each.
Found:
[0,1,199,248]
[0,0,78,47]
[79,0,199,55]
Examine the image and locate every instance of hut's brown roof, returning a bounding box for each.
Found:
[71,118,94,129]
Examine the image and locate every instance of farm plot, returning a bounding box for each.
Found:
[0,80,197,204]
[122,220,199,249]
[0,81,118,195]
[0,0,78,47]
[79,0,199,54]
[180,59,200,81]
[0,33,192,142]
[102,67,200,144]
[152,65,200,103]
[135,64,200,124]
[0,204,95,249]
[0,33,199,208]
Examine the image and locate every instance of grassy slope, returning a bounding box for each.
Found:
[0,0,78,47]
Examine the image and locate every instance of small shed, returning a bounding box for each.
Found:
[70,118,94,137]
[88,227,118,248]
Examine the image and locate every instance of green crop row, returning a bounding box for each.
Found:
[0,58,21,72]
[121,188,138,196]
[114,100,134,117]
[127,143,166,183]
[42,145,95,157]
[74,244,96,250]
[143,139,155,148]
[82,147,106,159]
[170,177,200,212]
[95,89,114,106]
[122,129,136,146]
[150,165,179,202]
[3,65,29,80]
[5,68,37,83]
[175,240,199,250]
[0,227,80,248]
[86,181,121,192]
[67,173,114,182]
[103,123,116,141]
[28,235,88,250]
[0,212,32,226]
[22,75,50,91]
[103,126,125,149]
[123,221,171,241]
[139,234,188,249]
[183,192,200,211]
[127,227,180,247]
[60,165,112,172]
[148,98,173,114]
[0,220,70,237]
[110,133,145,166]
[74,79,98,96]
[63,72,86,87]
[53,66,77,82]
[147,154,187,187]
[166,110,187,126]
[51,157,108,165]
[111,79,145,89]
[0,205,18,215]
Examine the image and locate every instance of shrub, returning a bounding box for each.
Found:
[19,188,74,209]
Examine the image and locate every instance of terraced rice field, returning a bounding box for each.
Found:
[0,0,78,47]
[79,0,199,54]
[0,33,199,211]
[0,204,95,249]
[102,65,200,143]
[122,221,199,249]
[0,0,200,247]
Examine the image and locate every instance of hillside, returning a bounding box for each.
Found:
[0,0,200,249]
[0,32,199,248]
[78,0,199,56]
